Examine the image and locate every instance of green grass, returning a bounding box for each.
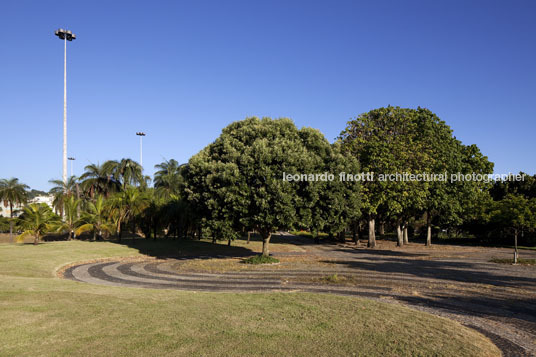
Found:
[243,255,280,264]
[490,257,536,265]
[0,241,500,356]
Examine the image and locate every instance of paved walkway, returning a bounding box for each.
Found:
[63,240,536,356]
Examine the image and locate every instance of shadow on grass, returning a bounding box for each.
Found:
[321,258,536,288]
[110,238,257,259]
[398,293,536,332]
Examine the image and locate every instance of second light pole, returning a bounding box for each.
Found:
[68,157,76,177]
[136,132,146,170]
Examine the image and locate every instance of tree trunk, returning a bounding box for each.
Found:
[396,224,403,247]
[9,220,14,243]
[379,222,385,236]
[368,218,376,248]
[426,212,432,247]
[33,233,39,245]
[228,238,231,246]
[197,226,202,240]
[247,231,251,244]
[68,229,73,240]
[262,231,271,256]
[403,224,409,244]
[514,229,518,264]
[312,231,320,244]
[338,231,345,243]
[117,221,122,242]
[9,203,13,243]
[352,222,359,244]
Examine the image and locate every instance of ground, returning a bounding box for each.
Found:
[2,235,534,356]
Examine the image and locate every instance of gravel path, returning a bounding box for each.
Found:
[63,240,536,356]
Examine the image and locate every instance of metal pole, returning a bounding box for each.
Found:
[140,135,143,169]
[63,36,68,186]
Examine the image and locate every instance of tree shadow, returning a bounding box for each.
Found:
[111,238,256,259]
[321,258,536,288]
[333,248,428,257]
[398,293,536,331]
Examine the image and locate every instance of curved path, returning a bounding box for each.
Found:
[64,242,536,356]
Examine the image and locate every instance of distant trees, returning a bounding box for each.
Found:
[0,178,29,241]
[490,194,536,262]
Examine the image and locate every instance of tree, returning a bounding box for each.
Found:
[339,107,430,248]
[17,203,59,245]
[339,106,493,247]
[154,159,183,198]
[185,117,339,256]
[0,178,29,242]
[303,135,361,243]
[79,163,120,198]
[49,176,80,217]
[108,187,149,240]
[105,159,144,189]
[76,195,115,241]
[52,195,81,239]
[490,194,536,263]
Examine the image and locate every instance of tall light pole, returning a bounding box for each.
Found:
[54,28,76,186]
[136,132,146,170]
[68,157,76,177]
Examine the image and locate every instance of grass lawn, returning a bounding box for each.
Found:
[0,240,500,356]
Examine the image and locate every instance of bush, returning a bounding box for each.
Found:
[242,255,279,265]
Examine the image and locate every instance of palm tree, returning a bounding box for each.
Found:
[75,195,115,241]
[52,195,81,239]
[49,176,80,217]
[17,203,59,245]
[106,159,144,188]
[154,159,183,198]
[0,178,29,242]
[79,163,120,198]
[108,187,149,241]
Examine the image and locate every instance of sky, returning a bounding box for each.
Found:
[1,0,535,191]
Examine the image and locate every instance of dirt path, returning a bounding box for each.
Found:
[63,239,536,356]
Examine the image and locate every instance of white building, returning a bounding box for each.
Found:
[0,195,54,218]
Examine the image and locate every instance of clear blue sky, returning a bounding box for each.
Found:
[1,0,535,190]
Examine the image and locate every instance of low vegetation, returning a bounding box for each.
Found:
[243,254,280,265]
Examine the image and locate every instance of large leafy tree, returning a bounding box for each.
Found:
[302,134,361,242]
[185,117,341,256]
[0,177,29,242]
[339,106,492,247]
[339,107,430,247]
[17,203,59,245]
